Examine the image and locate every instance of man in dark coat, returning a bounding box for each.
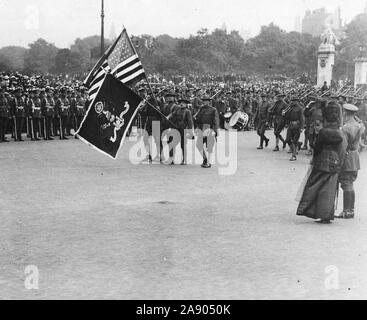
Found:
[335,104,364,219]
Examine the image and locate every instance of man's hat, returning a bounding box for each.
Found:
[343,104,359,112]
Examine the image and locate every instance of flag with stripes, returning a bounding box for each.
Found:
[85,28,146,101]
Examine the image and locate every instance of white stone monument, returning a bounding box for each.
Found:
[354,47,367,88]
[317,27,337,88]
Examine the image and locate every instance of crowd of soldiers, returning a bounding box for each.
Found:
[137,79,367,166]
[0,73,88,142]
[1,72,367,168]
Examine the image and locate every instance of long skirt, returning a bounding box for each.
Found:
[296,168,339,221]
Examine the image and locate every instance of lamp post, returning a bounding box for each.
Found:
[101,0,105,56]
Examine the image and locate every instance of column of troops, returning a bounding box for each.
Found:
[0,85,88,142]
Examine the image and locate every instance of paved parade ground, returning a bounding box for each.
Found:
[0,130,366,300]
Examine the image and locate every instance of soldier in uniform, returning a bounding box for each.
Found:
[29,88,42,141]
[161,92,178,160]
[140,95,163,163]
[284,96,304,161]
[73,88,87,139]
[0,87,10,142]
[195,96,219,168]
[356,97,367,146]
[302,95,318,153]
[10,88,26,141]
[55,87,71,140]
[335,104,364,219]
[269,93,287,151]
[41,87,55,140]
[169,98,194,165]
[213,92,226,129]
[254,93,271,150]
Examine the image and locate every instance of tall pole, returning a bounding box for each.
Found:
[101,0,105,56]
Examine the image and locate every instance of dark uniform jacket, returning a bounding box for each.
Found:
[31,97,42,118]
[11,96,26,117]
[285,102,304,128]
[254,101,270,123]
[42,96,55,117]
[170,106,193,130]
[0,95,9,117]
[195,105,219,133]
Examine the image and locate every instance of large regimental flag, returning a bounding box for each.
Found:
[77,73,144,159]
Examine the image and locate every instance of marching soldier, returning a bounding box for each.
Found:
[195,96,219,168]
[169,98,194,165]
[335,104,364,219]
[140,95,163,163]
[254,93,271,150]
[10,87,26,141]
[161,92,178,160]
[0,87,10,142]
[41,87,55,140]
[269,93,288,151]
[284,95,304,161]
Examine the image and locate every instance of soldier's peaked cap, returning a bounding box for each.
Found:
[343,104,359,112]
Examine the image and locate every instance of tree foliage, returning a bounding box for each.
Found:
[1,17,366,81]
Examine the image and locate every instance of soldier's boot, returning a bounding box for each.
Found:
[335,191,352,219]
[257,138,264,150]
[264,136,269,147]
[346,191,355,219]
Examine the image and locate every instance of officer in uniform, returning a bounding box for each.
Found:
[0,86,10,142]
[41,87,55,140]
[55,87,70,140]
[254,93,271,150]
[11,87,26,141]
[284,95,304,161]
[270,93,287,151]
[169,98,194,165]
[335,104,364,219]
[195,96,219,168]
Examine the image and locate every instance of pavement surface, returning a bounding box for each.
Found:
[0,130,366,300]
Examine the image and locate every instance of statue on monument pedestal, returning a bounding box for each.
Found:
[320,26,339,47]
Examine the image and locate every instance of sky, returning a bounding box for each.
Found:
[0,0,367,48]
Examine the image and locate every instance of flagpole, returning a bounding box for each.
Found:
[101,0,105,56]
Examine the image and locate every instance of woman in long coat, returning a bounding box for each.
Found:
[297,102,347,224]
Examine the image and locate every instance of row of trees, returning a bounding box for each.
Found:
[1,13,367,79]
